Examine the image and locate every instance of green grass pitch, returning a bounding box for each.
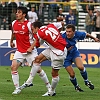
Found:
[0,66,100,100]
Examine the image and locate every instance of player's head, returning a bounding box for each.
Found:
[32,21,43,34]
[31,7,35,12]
[66,24,75,39]
[16,6,28,20]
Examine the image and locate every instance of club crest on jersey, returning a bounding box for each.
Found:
[22,25,25,30]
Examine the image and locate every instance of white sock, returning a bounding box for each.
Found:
[26,63,40,84]
[11,71,19,89]
[38,70,51,90]
[51,76,59,91]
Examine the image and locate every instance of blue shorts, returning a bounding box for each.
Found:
[63,50,80,68]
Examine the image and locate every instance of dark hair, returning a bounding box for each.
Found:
[66,24,75,32]
[17,6,28,17]
[32,21,43,28]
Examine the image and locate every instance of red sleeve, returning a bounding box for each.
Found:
[33,34,40,48]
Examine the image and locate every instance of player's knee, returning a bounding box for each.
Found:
[51,71,59,77]
[35,57,41,63]
[11,64,17,71]
[78,66,84,71]
[69,72,75,78]
[51,68,59,77]
[37,68,43,74]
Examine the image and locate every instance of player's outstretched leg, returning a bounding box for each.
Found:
[80,68,94,90]
[70,77,84,92]
[20,63,40,90]
[20,69,51,91]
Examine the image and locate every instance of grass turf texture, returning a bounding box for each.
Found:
[0,66,99,100]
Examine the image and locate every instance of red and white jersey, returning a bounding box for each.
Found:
[12,19,35,53]
[36,23,67,55]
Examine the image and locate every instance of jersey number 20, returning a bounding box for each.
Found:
[45,27,59,41]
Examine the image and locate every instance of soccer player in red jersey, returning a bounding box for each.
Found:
[22,21,67,96]
[10,6,50,95]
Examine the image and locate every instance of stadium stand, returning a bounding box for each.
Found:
[0,1,100,33]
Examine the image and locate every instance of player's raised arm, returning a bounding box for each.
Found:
[52,21,64,32]
[86,33,100,42]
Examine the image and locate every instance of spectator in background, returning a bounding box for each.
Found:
[81,0,95,13]
[25,2,34,11]
[95,0,99,3]
[10,8,16,28]
[56,8,65,22]
[85,10,95,34]
[62,0,70,2]
[87,0,95,13]
[28,7,38,23]
[93,9,100,32]
[8,1,17,30]
[70,0,78,15]
[56,8,65,30]
[69,0,78,26]
[0,1,8,30]
[62,0,70,1]
[65,9,76,26]
[81,0,89,13]
[48,0,59,23]
[62,0,70,12]
[38,1,45,24]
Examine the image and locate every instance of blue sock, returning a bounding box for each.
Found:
[70,77,78,87]
[80,68,88,81]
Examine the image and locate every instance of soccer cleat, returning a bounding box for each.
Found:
[75,85,84,92]
[42,91,50,96]
[85,81,94,90]
[42,88,56,96]
[42,91,56,96]
[48,90,56,96]
[12,88,21,94]
[19,82,33,90]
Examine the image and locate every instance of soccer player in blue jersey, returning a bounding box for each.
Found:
[62,24,100,92]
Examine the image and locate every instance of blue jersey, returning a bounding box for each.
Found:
[62,31,86,67]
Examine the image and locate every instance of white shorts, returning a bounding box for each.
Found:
[13,50,38,66]
[41,48,67,69]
